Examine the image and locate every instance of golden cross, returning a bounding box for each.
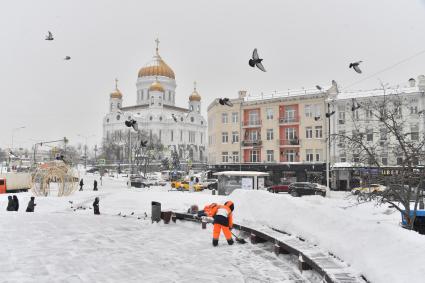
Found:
[194,81,197,91]
[115,78,118,89]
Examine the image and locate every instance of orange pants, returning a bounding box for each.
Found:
[213,223,232,240]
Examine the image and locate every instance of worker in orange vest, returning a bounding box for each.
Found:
[197,202,218,218]
[210,201,234,246]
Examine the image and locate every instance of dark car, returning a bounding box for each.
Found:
[267,181,291,193]
[288,182,326,197]
[130,175,151,188]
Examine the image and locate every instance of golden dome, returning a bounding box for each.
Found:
[138,40,175,79]
[189,81,201,101]
[110,78,122,99]
[149,79,165,92]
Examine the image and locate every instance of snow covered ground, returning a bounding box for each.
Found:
[0,174,319,283]
[1,172,424,283]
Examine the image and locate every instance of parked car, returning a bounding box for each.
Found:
[171,180,203,191]
[267,181,292,193]
[201,179,218,190]
[288,182,326,197]
[351,184,386,195]
[130,175,151,188]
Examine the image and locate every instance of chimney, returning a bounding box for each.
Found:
[408,78,416,87]
[238,90,247,99]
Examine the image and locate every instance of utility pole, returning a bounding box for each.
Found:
[78,134,95,169]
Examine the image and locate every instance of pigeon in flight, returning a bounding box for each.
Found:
[349,61,363,74]
[314,116,321,121]
[140,140,148,147]
[218,98,233,107]
[325,111,336,118]
[171,114,178,122]
[45,31,54,41]
[249,48,266,72]
[316,85,323,91]
[64,56,71,60]
[125,119,138,131]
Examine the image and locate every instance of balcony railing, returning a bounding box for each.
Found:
[242,120,262,127]
[279,157,300,162]
[241,140,262,147]
[279,139,300,146]
[279,116,299,124]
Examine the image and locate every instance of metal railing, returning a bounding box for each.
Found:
[279,139,300,146]
[242,120,262,127]
[279,116,299,124]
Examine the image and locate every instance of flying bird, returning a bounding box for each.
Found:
[314,116,321,121]
[171,114,178,123]
[64,56,71,60]
[131,212,134,215]
[45,31,54,41]
[140,140,148,147]
[325,111,336,118]
[218,98,233,107]
[249,48,266,72]
[349,61,363,74]
[125,119,138,131]
[316,85,323,91]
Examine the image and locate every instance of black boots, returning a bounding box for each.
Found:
[227,238,234,245]
[212,239,218,247]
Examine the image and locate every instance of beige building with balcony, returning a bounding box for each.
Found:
[207,89,328,184]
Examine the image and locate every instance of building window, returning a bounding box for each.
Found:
[232,151,239,163]
[248,110,260,124]
[411,124,419,141]
[365,109,373,119]
[340,157,346,162]
[200,133,203,144]
[190,105,194,111]
[410,106,418,114]
[149,116,153,121]
[306,149,314,162]
[285,106,296,121]
[250,150,260,163]
[382,157,388,166]
[314,104,321,118]
[222,132,229,143]
[248,130,259,141]
[284,149,296,162]
[151,96,154,105]
[159,116,163,121]
[106,118,109,123]
[353,154,360,163]
[191,117,194,123]
[366,129,373,141]
[222,113,228,124]
[180,130,183,142]
[315,126,322,138]
[171,130,174,142]
[306,127,313,139]
[354,110,359,120]
[159,130,162,142]
[266,129,274,140]
[338,105,345,124]
[222,152,229,163]
[397,157,403,165]
[266,150,274,162]
[380,128,387,140]
[305,104,313,118]
[232,112,238,123]
[338,130,345,146]
[232,131,239,143]
[189,131,196,143]
[285,128,296,140]
[266,108,273,120]
[116,115,121,120]
[315,149,322,162]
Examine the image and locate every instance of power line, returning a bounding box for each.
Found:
[343,47,425,90]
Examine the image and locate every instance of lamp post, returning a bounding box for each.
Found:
[9,126,25,169]
[78,134,95,169]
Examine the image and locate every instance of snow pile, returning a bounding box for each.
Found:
[229,190,425,283]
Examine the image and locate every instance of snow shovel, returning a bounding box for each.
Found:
[231,231,247,244]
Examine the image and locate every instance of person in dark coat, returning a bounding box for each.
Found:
[79,179,84,191]
[93,197,100,215]
[6,196,14,211]
[13,195,19,211]
[93,180,98,191]
[26,197,36,212]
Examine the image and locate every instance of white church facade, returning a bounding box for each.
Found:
[102,41,207,164]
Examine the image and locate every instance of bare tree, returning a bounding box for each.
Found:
[335,90,425,229]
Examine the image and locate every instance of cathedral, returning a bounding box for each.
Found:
[103,40,207,164]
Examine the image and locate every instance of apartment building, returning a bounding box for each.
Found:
[208,90,328,184]
[330,75,425,190]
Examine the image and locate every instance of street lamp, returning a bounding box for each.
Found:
[11,126,26,150]
[78,134,95,169]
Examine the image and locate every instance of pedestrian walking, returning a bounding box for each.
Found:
[6,196,14,211]
[93,197,100,215]
[13,195,19,211]
[26,197,36,212]
[79,179,84,191]
[93,180,98,191]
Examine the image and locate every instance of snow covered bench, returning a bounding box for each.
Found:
[174,212,365,283]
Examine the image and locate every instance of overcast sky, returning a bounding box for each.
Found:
[1,0,425,150]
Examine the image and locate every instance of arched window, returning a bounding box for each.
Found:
[197,105,200,113]
[141,90,144,101]
[151,96,154,105]
[190,105,194,111]
[117,103,120,109]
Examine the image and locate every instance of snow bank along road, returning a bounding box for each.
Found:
[0,175,321,283]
